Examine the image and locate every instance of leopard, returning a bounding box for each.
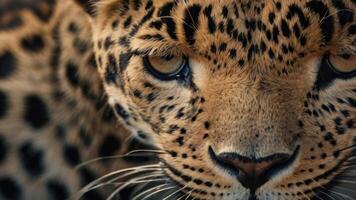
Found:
[0,0,355,200]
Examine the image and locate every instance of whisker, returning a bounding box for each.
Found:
[88,172,165,193]
[141,186,177,200]
[332,179,356,184]
[318,186,353,200]
[162,185,187,200]
[331,185,356,195]
[106,174,169,200]
[131,183,170,200]
[310,178,342,200]
[177,189,193,200]
[109,178,170,200]
[77,164,162,198]
[126,149,167,155]
[103,170,164,187]
[75,150,165,169]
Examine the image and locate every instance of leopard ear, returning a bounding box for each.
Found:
[74,0,100,17]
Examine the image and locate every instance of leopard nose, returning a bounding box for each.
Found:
[209,146,300,191]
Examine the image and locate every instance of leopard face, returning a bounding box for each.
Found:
[76,0,355,199]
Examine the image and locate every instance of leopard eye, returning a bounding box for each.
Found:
[315,53,355,89]
[143,55,190,81]
[328,54,356,74]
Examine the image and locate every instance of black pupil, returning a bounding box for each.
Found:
[162,54,175,61]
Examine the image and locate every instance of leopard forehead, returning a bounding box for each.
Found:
[87,0,355,199]
[93,0,353,67]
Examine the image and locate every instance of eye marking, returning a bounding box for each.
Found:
[143,55,191,81]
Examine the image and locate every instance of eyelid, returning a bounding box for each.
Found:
[132,43,183,57]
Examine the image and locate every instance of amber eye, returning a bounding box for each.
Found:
[143,55,190,81]
[328,54,356,74]
[315,53,355,89]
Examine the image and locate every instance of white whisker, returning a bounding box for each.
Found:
[333,179,356,184]
[131,183,170,200]
[177,189,193,200]
[76,164,162,198]
[75,151,164,169]
[106,174,169,200]
[88,172,165,193]
[141,186,177,200]
[162,185,187,200]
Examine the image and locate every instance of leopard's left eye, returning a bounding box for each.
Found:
[143,55,190,81]
[315,53,355,89]
[328,54,356,74]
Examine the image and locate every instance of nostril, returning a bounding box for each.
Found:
[217,152,291,178]
[208,146,300,191]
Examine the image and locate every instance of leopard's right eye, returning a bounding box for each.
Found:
[143,55,191,81]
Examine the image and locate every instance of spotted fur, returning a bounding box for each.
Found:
[0,0,355,200]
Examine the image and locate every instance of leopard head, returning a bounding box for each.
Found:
[76,0,356,199]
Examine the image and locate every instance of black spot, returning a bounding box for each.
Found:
[123,16,132,28]
[119,52,132,72]
[331,0,353,27]
[114,103,129,120]
[184,4,202,45]
[63,144,81,166]
[0,135,7,163]
[0,51,16,79]
[0,90,8,119]
[112,20,119,29]
[0,177,22,200]
[281,20,291,37]
[68,22,79,33]
[103,37,114,50]
[268,13,275,24]
[20,34,45,52]
[46,179,69,200]
[272,25,279,43]
[24,94,50,129]
[176,136,185,146]
[18,142,45,177]
[158,2,178,40]
[203,5,217,34]
[98,134,121,159]
[287,4,310,29]
[105,54,118,84]
[219,43,227,52]
[150,20,163,30]
[65,61,80,87]
[222,6,229,18]
[306,1,334,44]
